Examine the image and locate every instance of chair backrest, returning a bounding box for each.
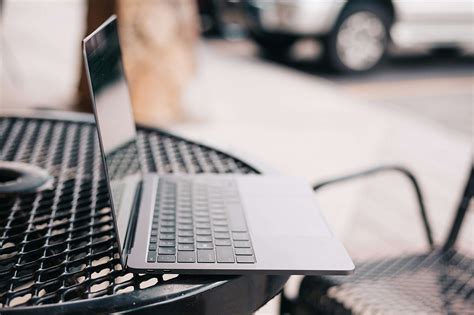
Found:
[443,164,474,251]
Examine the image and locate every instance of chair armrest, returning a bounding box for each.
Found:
[312,165,434,250]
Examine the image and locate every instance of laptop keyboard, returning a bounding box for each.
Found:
[146,177,256,264]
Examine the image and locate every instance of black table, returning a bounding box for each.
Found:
[0,110,288,314]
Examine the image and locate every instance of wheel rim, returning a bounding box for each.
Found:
[336,11,386,71]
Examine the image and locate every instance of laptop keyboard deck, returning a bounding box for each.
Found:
[146,177,256,264]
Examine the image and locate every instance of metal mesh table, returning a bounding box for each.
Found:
[0,110,288,313]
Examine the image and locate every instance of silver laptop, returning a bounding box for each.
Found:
[83,15,354,275]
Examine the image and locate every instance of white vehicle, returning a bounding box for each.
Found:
[244,0,474,72]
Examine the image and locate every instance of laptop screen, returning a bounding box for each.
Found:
[83,16,141,253]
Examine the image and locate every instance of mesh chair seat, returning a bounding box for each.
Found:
[289,165,473,315]
[297,248,473,314]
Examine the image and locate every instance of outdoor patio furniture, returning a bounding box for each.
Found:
[0,110,288,314]
[283,165,473,314]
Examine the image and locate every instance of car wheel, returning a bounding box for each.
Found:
[250,31,297,57]
[325,3,391,73]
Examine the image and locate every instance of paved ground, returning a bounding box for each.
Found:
[293,55,473,137]
[207,38,473,136]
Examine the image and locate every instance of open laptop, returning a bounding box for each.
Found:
[83,15,354,275]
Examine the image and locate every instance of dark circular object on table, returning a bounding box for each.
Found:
[0,110,288,314]
[0,161,53,195]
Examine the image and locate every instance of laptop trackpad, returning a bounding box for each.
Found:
[236,176,332,238]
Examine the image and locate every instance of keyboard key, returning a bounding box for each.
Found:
[195,217,210,223]
[178,237,194,244]
[178,230,193,237]
[196,242,213,249]
[211,214,226,220]
[158,247,176,255]
[197,235,212,242]
[215,239,232,246]
[226,204,247,232]
[148,243,157,251]
[161,221,175,227]
[150,230,158,236]
[177,224,193,230]
[213,226,229,232]
[196,222,211,229]
[160,227,174,233]
[157,255,175,263]
[236,255,255,264]
[194,211,208,217]
[160,234,175,240]
[233,241,251,248]
[149,236,157,243]
[196,229,211,235]
[159,240,175,247]
[147,251,156,262]
[178,251,195,263]
[214,232,230,239]
[216,246,234,263]
[210,208,225,213]
[177,198,192,204]
[178,244,194,251]
[213,219,227,226]
[235,248,253,256]
[198,250,216,263]
[178,218,192,224]
[232,232,249,240]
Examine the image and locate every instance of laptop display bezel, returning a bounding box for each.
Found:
[82,15,141,263]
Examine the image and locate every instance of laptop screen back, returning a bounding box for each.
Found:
[83,16,141,253]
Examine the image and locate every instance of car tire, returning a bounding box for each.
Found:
[250,31,297,57]
[324,3,391,73]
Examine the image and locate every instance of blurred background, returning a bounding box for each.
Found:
[1,0,473,312]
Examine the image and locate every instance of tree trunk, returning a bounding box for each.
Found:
[76,0,116,113]
[76,0,199,126]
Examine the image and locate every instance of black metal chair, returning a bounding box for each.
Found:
[282,165,473,314]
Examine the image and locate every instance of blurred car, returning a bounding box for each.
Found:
[198,0,222,36]
[198,0,247,38]
[244,0,474,72]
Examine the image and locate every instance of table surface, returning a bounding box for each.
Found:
[0,110,288,314]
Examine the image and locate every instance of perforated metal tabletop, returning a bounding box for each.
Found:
[0,110,288,314]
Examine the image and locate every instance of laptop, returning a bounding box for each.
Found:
[83,15,354,275]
